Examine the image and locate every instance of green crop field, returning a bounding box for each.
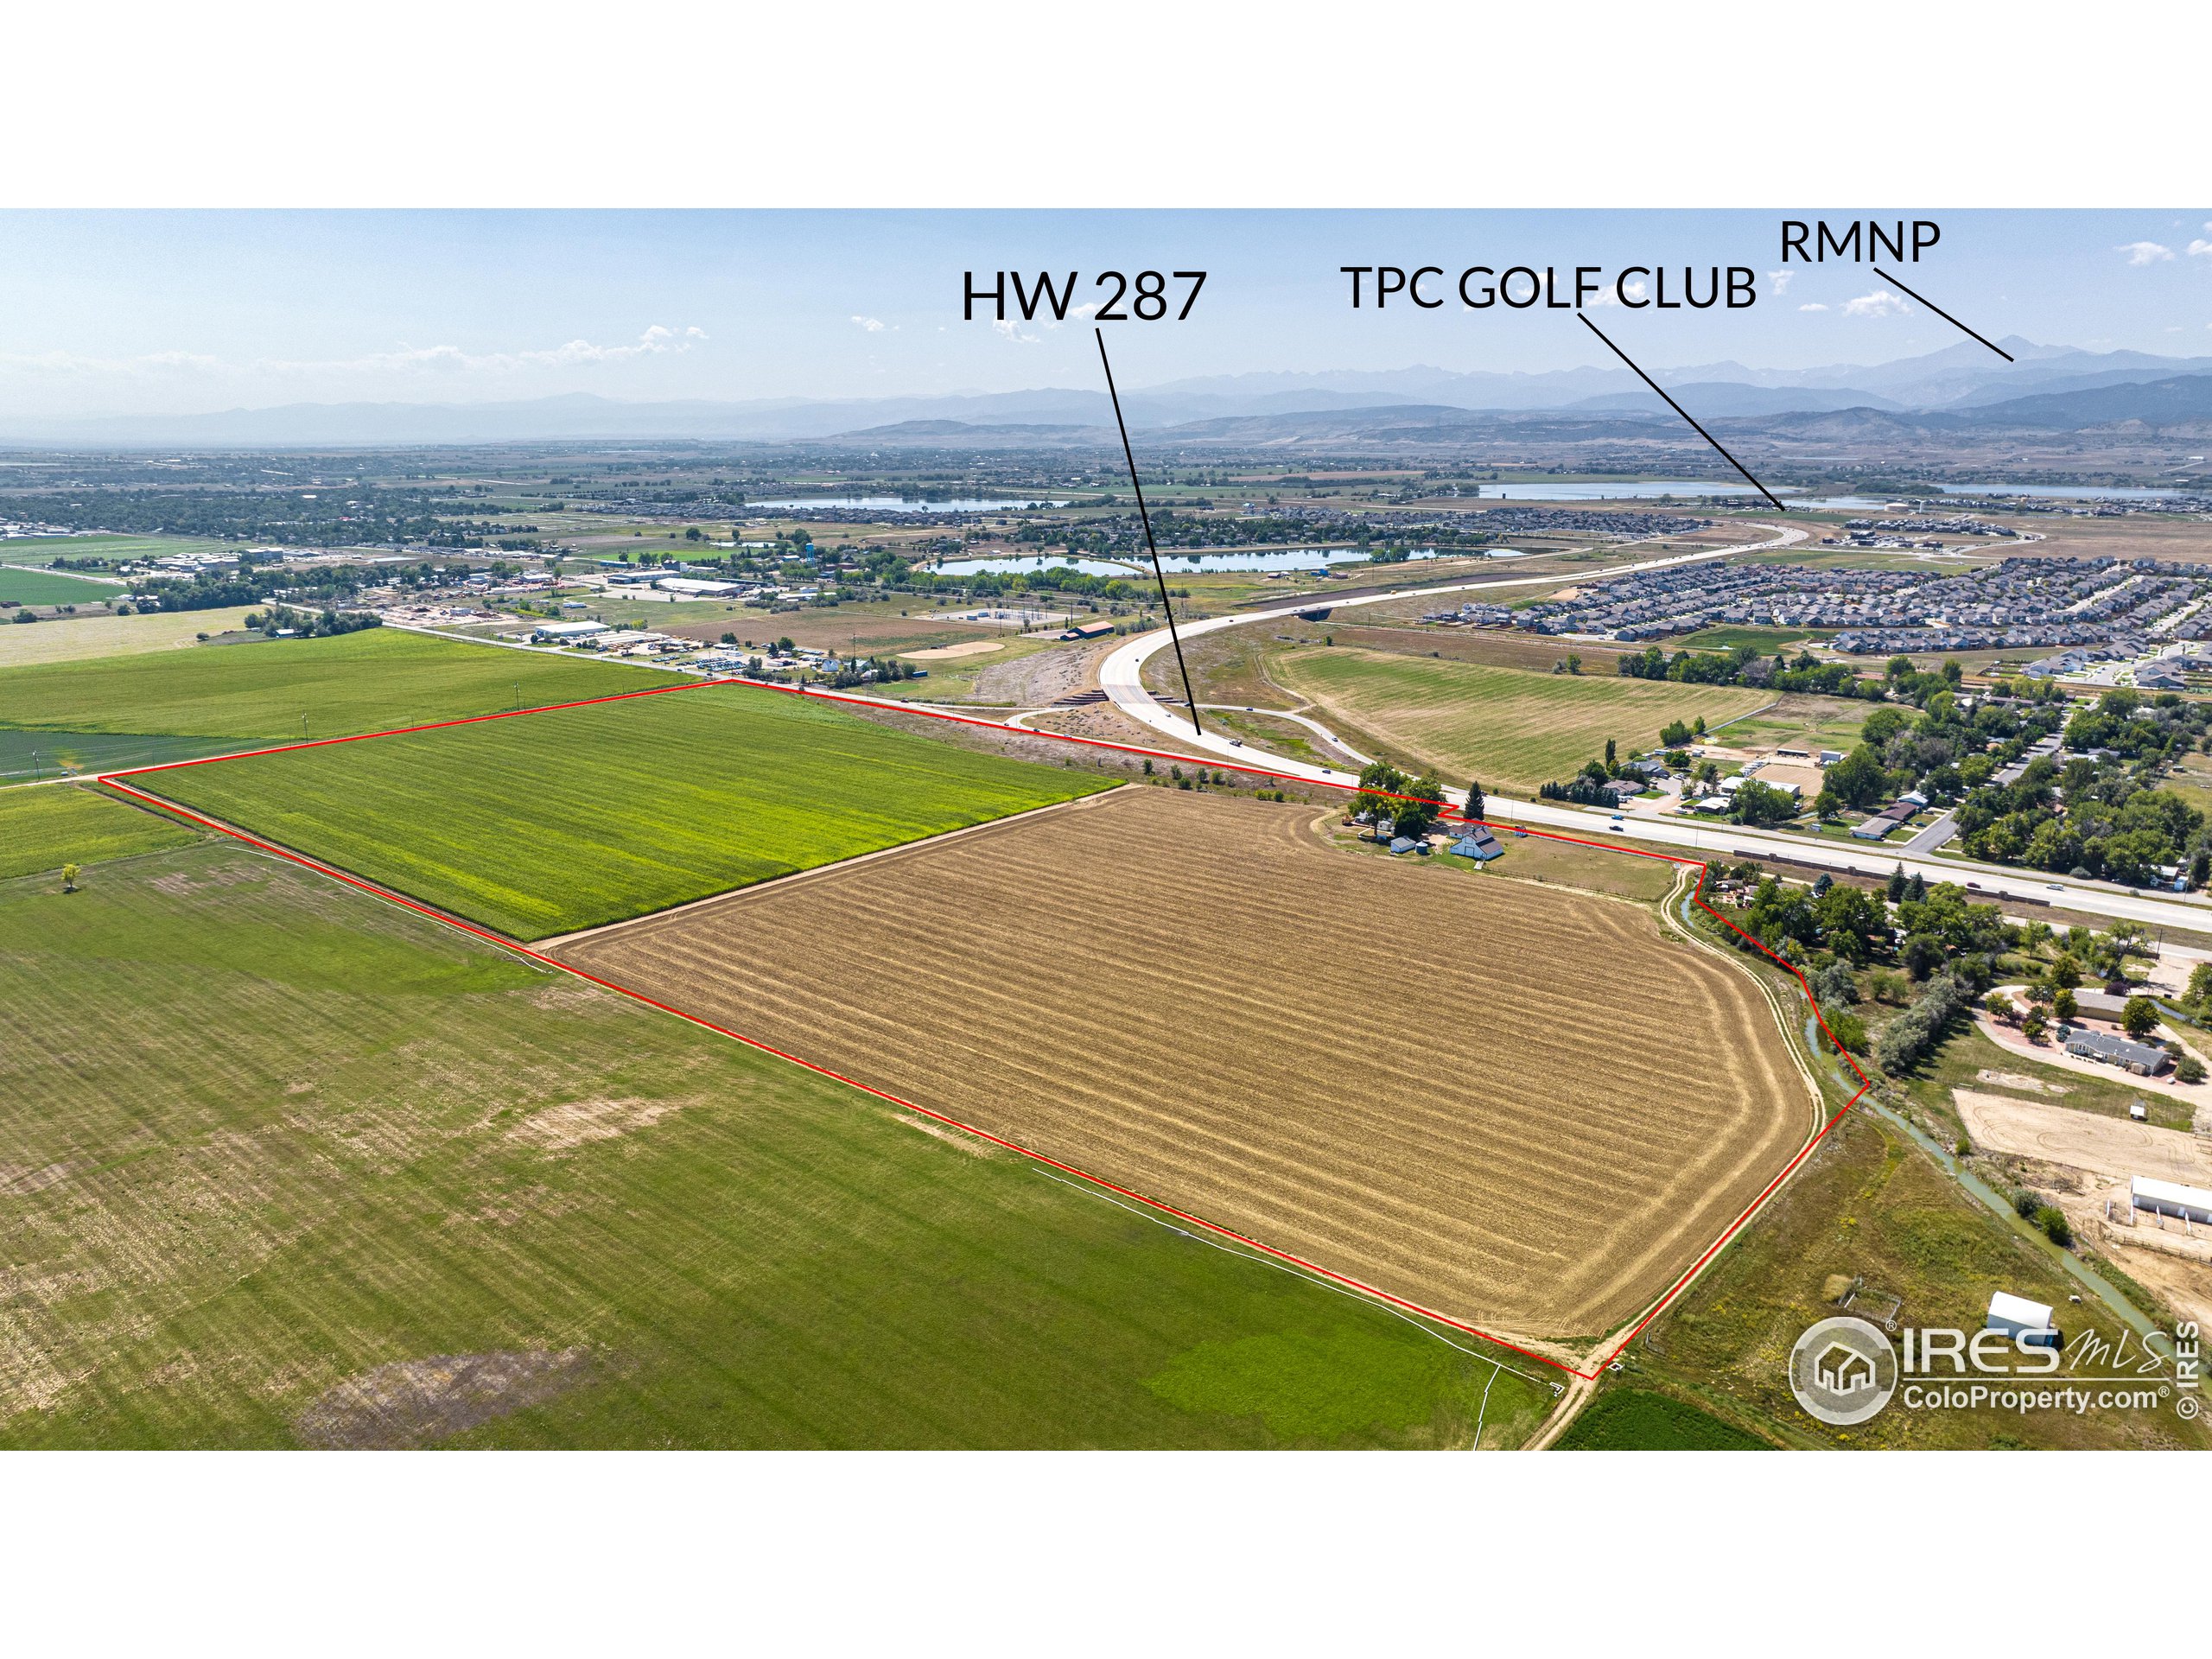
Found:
[1554,1387,1771,1449]
[0,784,201,880]
[0,569,127,607]
[0,626,664,741]
[1268,646,1774,794]
[138,682,1114,938]
[0,842,1549,1449]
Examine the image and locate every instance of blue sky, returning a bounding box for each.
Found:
[3,210,2211,418]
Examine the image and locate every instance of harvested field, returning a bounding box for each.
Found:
[557,788,1813,1340]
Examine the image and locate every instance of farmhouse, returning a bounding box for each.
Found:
[1449,830,1505,861]
[2063,1027,2171,1076]
[1986,1290,2061,1349]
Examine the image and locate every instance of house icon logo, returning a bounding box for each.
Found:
[1789,1317,1898,1426]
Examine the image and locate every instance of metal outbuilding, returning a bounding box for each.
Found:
[1986,1290,2060,1349]
[2131,1176,2212,1227]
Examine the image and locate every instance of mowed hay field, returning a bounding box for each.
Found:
[1268,646,1774,793]
[141,683,1112,939]
[559,789,1815,1340]
[0,842,1552,1448]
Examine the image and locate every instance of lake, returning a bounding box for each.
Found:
[744,497,1071,512]
[932,547,1523,577]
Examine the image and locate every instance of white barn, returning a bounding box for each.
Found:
[2132,1176,2212,1227]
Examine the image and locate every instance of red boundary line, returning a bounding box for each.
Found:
[100,669,1871,1382]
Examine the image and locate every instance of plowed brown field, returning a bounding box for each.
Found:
[556,788,1811,1340]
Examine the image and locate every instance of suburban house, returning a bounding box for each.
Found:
[2063,1027,2172,1076]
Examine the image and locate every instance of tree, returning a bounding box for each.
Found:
[1823,1012,1869,1055]
[1901,933,1947,982]
[2022,1007,2050,1042]
[1354,760,1409,826]
[1658,720,1693,748]
[1904,871,1926,902]
[2188,961,2212,1007]
[1886,864,1908,903]
[2035,1205,2074,1248]
[1603,738,1618,775]
[2180,1054,2208,1084]
[1730,779,1798,827]
[1463,777,1485,824]
[2052,988,2077,1022]
[1824,745,1889,811]
[1985,992,2015,1024]
[2122,995,2158,1039]
[60,862,80,893]
[1392,772,1448,838]
[1812,959,1859,1007]
[2050,955,2082,990]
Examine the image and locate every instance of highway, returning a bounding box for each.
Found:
[1096,524,2212,938]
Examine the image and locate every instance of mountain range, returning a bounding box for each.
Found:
[8,339,2212,448]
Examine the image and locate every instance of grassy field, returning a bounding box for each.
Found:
[0,784,201,880]
[1708,692,1873,756]
[1555,1386,1771,1449]
[1623,1109,2209,1449]
[0,841,1552,1448]
[0,569,127,607]
[140,682,1113,938]
[0,626,673,741]
[0,606,259,670]
[1268,646,1774,794]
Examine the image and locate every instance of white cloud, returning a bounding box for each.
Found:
[1584,276,1648,308]
[2188,240,2212,259]
[1766,268,1792,296]
[991,318,1039,345]
[0,326,709,384]
[1798,302,1829,312]
[1841,289,1909,318]
[2118,240,2176,264]
[850,315,887,332]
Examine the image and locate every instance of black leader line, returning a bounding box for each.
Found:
[1096,327,1204,736]
[1870,266,2015,362]
[1576,313,1786,512]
